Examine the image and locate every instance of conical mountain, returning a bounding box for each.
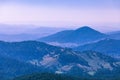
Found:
[39,26,107,44]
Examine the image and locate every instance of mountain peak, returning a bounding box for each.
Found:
[75,26,94,32]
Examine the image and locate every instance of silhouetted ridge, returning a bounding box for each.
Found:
[74,39,120,58]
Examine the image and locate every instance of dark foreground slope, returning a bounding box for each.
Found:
[0,55,43,80]
[13,73,85,80]
[13,72,120,80]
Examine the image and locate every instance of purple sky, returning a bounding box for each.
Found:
[0,0,120,31]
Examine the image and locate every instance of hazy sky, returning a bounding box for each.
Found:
[0,0,120,31]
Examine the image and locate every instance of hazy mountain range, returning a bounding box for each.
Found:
[0,24,66,41]
[0,25,120,80]
[0,25,120,43]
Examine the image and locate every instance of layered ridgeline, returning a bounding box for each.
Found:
[74,39,120,59]
[39,26,107,47]
[0,41,120,79]
[0,25,66,42]
[107,31,120,40]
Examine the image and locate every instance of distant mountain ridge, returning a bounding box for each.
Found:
[107,31,120,40]
[39,26,107,47]
[0,24,66,41]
